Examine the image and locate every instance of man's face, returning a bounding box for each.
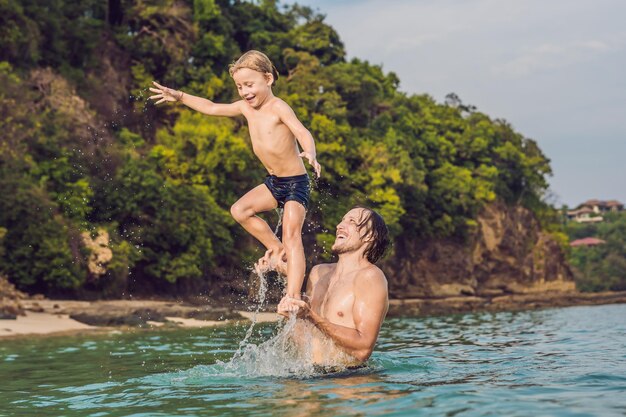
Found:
[232,68,272,108]
[332,208,369,255]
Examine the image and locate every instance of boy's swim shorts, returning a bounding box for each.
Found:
[263,173,311,209]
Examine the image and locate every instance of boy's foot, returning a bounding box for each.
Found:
[277,294,302,316]
[254,248,287,276]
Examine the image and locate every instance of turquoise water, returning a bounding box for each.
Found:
[1,303,625,416]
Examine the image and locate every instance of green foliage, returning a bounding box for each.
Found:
[0,177,85,291]
[566,212,626,292]
[0,0,558,296]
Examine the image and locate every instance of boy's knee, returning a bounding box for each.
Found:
[283,230,303,246]
[230,203,249,223]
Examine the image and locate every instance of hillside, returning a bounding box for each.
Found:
[0,0,572,299]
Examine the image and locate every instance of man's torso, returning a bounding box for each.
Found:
[307,264,365,366]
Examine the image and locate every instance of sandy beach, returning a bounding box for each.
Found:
[0,298,280,339]
[2,291,625,339]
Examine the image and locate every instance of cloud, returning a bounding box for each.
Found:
[492,40,616,78]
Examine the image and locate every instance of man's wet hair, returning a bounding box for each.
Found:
[353,206,390,264]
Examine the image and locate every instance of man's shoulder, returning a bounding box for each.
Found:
[356,265,388,291]
[311,263,335,276]
[310,263,334,282]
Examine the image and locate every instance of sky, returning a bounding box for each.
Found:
[284,0,626,207]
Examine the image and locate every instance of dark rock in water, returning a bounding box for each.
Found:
[0,311,17,320]
[384,202,575,298]
[70,308,167,326]
[186,308,243,321]
[130,308,167,322]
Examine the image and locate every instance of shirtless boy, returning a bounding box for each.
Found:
[149,50,321,310]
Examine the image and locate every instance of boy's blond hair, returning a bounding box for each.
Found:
[229,50,279,85]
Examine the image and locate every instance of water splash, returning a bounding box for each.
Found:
[229,269,269,363]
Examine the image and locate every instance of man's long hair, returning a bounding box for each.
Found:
[353,206,390,264]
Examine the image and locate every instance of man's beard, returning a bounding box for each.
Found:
[332,240,360,255]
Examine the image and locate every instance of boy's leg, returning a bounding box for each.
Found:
[230,184,282,253]
[281,200,306,299]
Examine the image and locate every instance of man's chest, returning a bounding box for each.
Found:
[312,275,356,321]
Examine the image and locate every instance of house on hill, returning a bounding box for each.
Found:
[566,199,624,223]
[570,237,607,247]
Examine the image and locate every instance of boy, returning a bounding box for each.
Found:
[149,50,320,312]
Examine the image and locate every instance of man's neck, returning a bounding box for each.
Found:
[335,250,370,275]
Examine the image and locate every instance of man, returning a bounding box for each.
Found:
[256,206,390,367]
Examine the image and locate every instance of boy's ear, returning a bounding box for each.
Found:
[265,72,274,85]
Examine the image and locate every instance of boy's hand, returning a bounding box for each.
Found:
[299,152,321,178]
[149,81,183,104]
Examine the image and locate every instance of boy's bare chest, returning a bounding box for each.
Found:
[246,112,290,144]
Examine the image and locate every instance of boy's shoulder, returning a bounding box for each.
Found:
[266,97,294,114]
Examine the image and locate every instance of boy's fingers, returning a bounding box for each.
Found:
[155,98,166,104]
[149,94,162,100]
[149,87,162,93]
[152,81,165,89]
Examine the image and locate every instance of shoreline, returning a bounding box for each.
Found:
[1,291,625,340]
[388,290,626,316]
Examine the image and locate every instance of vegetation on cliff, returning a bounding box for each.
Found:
[566,212,626,292]
[0,0,559,296]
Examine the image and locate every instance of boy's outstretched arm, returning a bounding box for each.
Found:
[274,100,322,177]
[149,81,243,117]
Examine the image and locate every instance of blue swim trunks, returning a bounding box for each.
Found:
[263,173,311,209]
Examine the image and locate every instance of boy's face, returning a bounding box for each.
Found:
[232,68,273,108]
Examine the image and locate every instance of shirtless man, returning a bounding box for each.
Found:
[257,206,390,366]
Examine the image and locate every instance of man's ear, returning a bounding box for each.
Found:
[362,230,375,243]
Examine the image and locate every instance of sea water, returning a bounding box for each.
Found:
[1,303,625,416]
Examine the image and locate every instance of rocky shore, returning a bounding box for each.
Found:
[2,289,625,339]
[387,290,626,317]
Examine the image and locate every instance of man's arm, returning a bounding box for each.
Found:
[298,268,388,362]
[149,81,243,117]
[274,100,321,177]
[304,264,323,299]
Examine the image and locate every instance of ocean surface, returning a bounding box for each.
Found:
[1,303,625,416]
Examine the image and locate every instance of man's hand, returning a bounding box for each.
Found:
[149,81,183,104]
[277,295,311,318]
[299,152,321,178]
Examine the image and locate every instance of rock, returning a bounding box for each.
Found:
[0,275,28,300]
[81,229,113,278]
[0,276,28,317]
[0,302,21,319]
[0,312,17,320]
[70,308,167,327]
[186,308,244,321]
[28,302,44,313]
[385,202,575,298]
